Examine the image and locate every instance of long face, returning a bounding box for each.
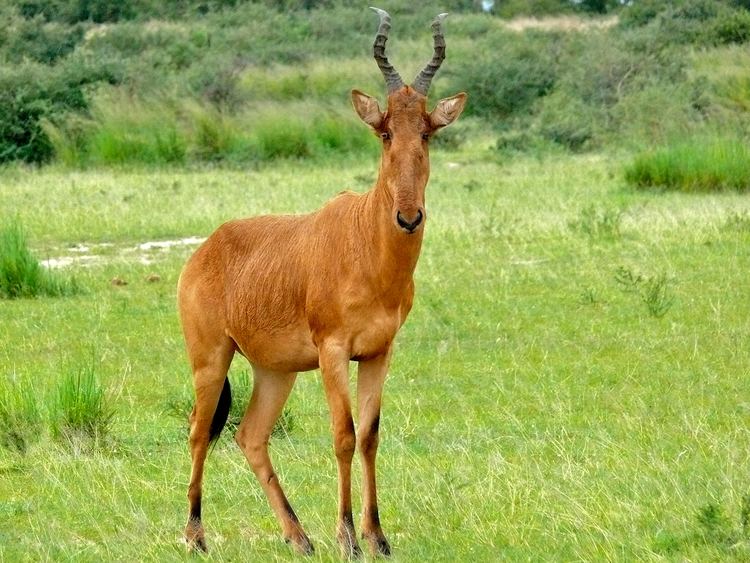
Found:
[352,86,466,234]
[379,88,431,234]
[353,8,467,234]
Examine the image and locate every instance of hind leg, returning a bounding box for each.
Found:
[183,333,235,552]
[235,366,313,554]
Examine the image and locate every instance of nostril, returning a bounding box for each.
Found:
[396,209,424,232]
[412,209,424,228]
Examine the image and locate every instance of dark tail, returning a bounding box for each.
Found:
[208,377,231,445]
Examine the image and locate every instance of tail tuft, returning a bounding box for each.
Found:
[209,377,231,445]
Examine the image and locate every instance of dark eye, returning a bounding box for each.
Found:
[422,132,430,141]
[381,131,391,141]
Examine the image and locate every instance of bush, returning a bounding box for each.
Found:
[610,81,706,148]
[711,8,750,44]
[494,0,574,18]
[17,0,134,23]
[446,29,559,119]
[621,0,750,46]
[0,57,121,164]
[534,89,596,151]
[1,15,85,64]
[618,0,664,28]
[523,26,695,150]
[0,218,80,299]
[624,136,750,192]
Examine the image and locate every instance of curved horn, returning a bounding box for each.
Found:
[370,7,404,94]
[412,13,448,96]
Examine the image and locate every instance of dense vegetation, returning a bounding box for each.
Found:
[2,0,750,181]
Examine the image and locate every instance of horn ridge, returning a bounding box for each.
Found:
[370,7,405,94]
[412,13,448,96]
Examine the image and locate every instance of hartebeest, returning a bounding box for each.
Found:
[178,7,466,557]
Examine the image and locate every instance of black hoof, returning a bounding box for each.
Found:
[375,537,391,557]
[363,532,391,557]
[285,533,315,555]
[186,536,207,554]
[343,542,362,560]
[338,529,362,559]
[185,518,207,554]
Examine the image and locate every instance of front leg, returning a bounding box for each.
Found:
[357,350,392,556]
[318,340,362,559]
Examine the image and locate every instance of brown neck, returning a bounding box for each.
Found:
[360,174,424,293]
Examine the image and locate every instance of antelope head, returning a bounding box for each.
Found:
[352,7,467,235]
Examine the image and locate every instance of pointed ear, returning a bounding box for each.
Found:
[430,92,467,129]
[351,89,384,129]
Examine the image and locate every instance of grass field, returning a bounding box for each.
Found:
[2,138,750,560]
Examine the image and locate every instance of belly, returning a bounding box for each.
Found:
[230,321,320,373]
[229,300,407,371]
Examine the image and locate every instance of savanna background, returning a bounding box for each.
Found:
[2,0,750,560]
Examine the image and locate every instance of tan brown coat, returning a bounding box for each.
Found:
[178,9,466,557]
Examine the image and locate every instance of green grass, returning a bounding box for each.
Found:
[50,354,115,448]
[625,136,750,192]
[0,217,80,298]
[0,373,43,453]
[1,148,750,560]
[44,93,378,167]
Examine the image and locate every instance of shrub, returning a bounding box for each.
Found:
[711,8,750,44]
[446,29,559,119]
[0,57,121,164]
[618,0,664,28]
[494,0,574,18]
[610,81,705,148]
[622,0,750,46]
[534,89,596,150]
[522,27,693,151]
[2,15,85,64]
[624,136,750,192]
[0,218,80,299]
[17,0,134,23]
[309,110,373,154]
[195,59,247,111]
[46,91,377,166]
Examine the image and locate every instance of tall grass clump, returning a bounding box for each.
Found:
[0,218,79,298]
[0,373,44,453]
[569,204,623,240]
[242,104,375,162]
[85,93,187,166]
[44,92,188,166]
[625,136,750,192]
[47,91,377,166]
[50,358,114,446]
